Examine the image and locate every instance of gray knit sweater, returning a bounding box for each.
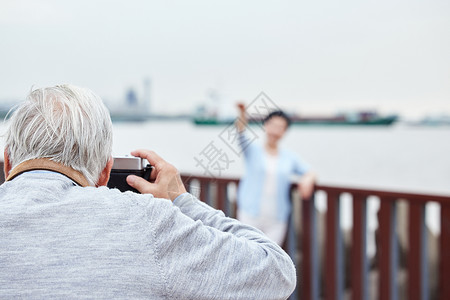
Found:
[0,171,296,299]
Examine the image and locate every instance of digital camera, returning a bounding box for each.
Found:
[107,156,152,193]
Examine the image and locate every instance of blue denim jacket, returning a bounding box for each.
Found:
[238,132,310,222]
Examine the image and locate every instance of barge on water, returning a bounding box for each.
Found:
[193,111,398,126]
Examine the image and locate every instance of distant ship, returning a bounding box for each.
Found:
[193,111,398,126]
[409,115,450,126]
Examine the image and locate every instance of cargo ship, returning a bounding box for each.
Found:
[193,111,398,126]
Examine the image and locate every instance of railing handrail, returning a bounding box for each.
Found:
[314,183,450,203]
[181,173,450,204]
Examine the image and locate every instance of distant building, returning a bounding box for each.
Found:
[108,79,152,122]
[126,88,138,106]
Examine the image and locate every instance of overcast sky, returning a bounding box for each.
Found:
[0,0,449,118]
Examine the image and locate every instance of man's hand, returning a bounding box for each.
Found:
[126,149,187,201]
[298,172,316,200]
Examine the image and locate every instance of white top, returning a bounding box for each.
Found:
[260,152,279,220]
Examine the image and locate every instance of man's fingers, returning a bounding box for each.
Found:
[130,149,165,169]
[127,149,185,200]
[127,175,154,194]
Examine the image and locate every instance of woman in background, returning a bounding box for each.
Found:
[236,103,316,246]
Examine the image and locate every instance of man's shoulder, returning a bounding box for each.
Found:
[73,186,155,205]
[78,186,177,211]
[64,186,177,221]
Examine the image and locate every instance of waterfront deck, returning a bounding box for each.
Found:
[1,163,449,300]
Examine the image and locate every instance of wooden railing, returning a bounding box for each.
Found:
[180,174,450,300]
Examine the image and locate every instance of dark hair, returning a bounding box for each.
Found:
[263,110,291,128]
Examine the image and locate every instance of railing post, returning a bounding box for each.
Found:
[0,161,4,184]
[181,175,192,195]
[199,179,209,203]
[326,191,343,300]
[408,202,427,300]
[352,193,368,300]
[378,198,398,300]
[440,203,450,299]
[216,181,226,214]
[300,194,319,300]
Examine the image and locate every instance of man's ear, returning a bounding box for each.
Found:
[4,149,12,179]
[96,157,114,187]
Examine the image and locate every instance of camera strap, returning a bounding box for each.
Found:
[6,158,90,187]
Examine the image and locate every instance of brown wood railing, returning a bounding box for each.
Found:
[180,174,450,300]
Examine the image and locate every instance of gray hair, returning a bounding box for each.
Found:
[5,84,113,186]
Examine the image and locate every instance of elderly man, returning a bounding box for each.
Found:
[0,85,296,299]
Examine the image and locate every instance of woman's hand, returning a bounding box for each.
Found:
[298,172,316,200]
[126,149,187,201]
[236,102,247,132]
[237,102,246,113]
